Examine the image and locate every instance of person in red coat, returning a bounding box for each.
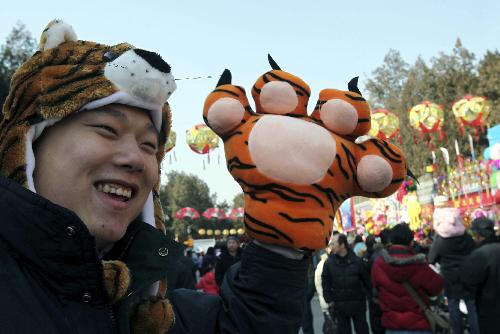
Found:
[196,267,220,296]
[371,223,444,333]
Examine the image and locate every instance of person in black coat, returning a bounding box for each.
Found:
[215,236,242,287]
[428,206,479,334]
[322,232,370,334]
[461,217,500,334]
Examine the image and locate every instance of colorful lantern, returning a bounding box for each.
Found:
[175,207,200,220]
[165,130,176,153]
[228,207,244,220]
[368,108,400,142]
[222,229,229,236]
[214,229,221,236]
[236,228,244,235]
[186,124,219,155]
[206,229,213,236]
[408,101,445,141]
[198,228,206,236]
[452,95,490,138]
[202,207,227,220]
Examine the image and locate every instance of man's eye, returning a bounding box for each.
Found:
[143,142,158,153]
[95,125,118,135]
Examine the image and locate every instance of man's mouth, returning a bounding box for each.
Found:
[95,182,134,202]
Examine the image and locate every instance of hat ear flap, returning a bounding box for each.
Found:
[39,19,77,51]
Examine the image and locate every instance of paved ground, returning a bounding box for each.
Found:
[299,295,324,334]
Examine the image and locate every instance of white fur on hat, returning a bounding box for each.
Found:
[433,207,465,238]
[39,20,78,50]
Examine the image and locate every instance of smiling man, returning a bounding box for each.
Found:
[0,20,312,334]
[33,105,160,251]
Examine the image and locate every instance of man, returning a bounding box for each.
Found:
[315,239,335,334]
[0,20,309,333]
[322,233,370,334]
[215,236,242,287]
[461,217,500,334]
[428,205,479,334]
[371,223,444,333]
[172,249,198,290]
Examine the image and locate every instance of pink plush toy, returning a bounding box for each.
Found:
[432,207,465,238]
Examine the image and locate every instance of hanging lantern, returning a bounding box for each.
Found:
[236,228,244,235]
[186,124,219,155]
[206,229,213,236]
[228,207,244,221]
[368,108,401,142]
[214,229,221,236]
[222,229,229,236]
[165,130,176,153]
[408,101,445,142]
[202,207,227,220]
[175,207,200,220]
[452,95,490,138]
[198,228,206,236]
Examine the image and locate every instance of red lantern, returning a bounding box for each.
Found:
[408,101,445,143]
[452,95,490,139]
[368,108,401,143]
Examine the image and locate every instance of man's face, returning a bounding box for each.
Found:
[330,234,342,255]
[33,104,159,249]
[227,239,239,253]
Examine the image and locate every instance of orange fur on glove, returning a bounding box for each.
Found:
[203,55,407,251]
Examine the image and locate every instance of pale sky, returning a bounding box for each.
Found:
[2,0,499,203]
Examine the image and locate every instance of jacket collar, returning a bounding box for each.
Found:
[380,245,426,266]
[0,176,183,303]
[0,176,109,304]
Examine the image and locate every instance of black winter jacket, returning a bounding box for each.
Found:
[0,176,309,333]
[321,250,370,316]
[215,249,241,287]
[461,236,500,334]
[427,233,476,299]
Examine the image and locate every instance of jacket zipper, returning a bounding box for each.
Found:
[109,305,118,334]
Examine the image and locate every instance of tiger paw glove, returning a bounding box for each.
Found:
[203,55,407,252]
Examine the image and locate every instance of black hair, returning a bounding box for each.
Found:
[365,234,377,251]
[390,223,413,246]
[380,228,391,246]
[331,230,340,236]
[337,234,349,250]
[206,247,215,256]
[354,234,363,244]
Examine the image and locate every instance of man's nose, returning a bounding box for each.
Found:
[113,136,145,172]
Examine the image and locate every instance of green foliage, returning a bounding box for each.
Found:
[364,39,497,176]
[158,171,243,241]
[159,170,214,237]
[477,50,500,125]
[231,193,244,208]
[0,22,36,110]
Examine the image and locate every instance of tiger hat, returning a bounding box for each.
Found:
[0,19,176,232]
[203,55,408,252]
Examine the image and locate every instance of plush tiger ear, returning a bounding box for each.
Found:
[268,54,281,70]
[39,19,78,51]
[216,69,232,87]
[348,76,362,96]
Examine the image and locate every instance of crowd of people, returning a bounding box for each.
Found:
[308,212,499,334]
[172,236,243,297]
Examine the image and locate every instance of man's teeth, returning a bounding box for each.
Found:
[96,183,132,199]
